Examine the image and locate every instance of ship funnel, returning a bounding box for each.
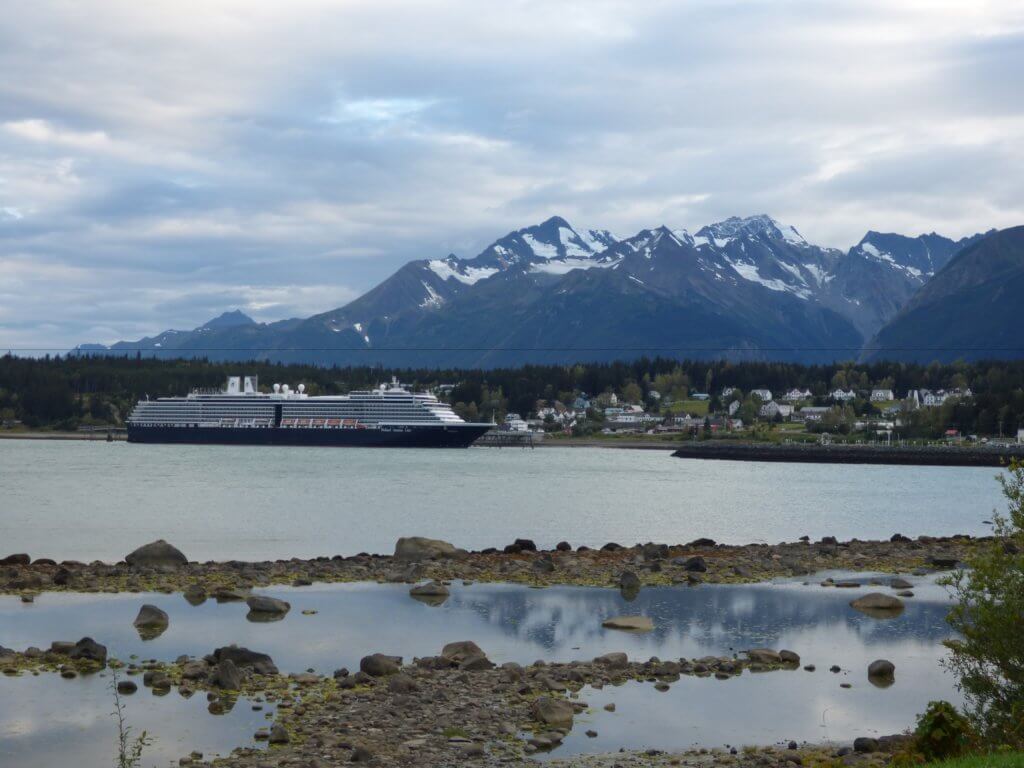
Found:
[298,383,306,394]
[226,376,241,394]
[273,383,281,394]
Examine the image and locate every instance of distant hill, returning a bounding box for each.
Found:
[79,215,1005,367]
[865,226,1024,362]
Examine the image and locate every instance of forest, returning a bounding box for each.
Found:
[1,353,1024,438]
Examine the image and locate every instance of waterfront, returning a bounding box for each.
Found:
[0,441,1004,562]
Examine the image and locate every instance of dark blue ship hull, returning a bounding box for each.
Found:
[127,423,491,448]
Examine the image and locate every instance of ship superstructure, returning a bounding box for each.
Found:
[127,376,491,447]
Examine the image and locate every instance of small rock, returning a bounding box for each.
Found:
[133,604,169,630]
[594,652,628,670]
[868,659,895,681]
[245,595,291,616]
[854,737,879,753]
[850,592,904,613]
[211,659,242,690]
[532,696,574,728]
[268,723,289,744]
[601,615,653,632]
[410,581,449,597]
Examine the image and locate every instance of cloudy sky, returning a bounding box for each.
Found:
[2,0,1023,348]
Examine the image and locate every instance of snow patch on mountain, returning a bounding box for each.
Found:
[420,281,445,308]
[727,258,812,299]
[427,259,499,285]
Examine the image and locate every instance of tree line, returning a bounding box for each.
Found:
[1,353,1024,436]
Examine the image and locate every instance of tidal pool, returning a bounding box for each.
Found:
[0,672,271,768]
[0,574,960,761]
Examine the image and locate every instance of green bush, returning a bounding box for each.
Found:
[910,701,975,762]
[943,459,1024,748]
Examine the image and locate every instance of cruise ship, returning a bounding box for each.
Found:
[126,376,493,447]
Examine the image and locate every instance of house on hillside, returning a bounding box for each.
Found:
[870,389,895,402]
[782,388,812,401]
[1018,428,1024,444]
[728,400,741,416]
[830,388,856,402]
[721,387,737,399]
[751,388,772,402]
[797,406,830,423]
[759,401,793,420]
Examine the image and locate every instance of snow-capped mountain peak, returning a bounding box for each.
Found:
[697,214,807,247]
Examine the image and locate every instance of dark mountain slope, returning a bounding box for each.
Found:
[866,226,1024,363]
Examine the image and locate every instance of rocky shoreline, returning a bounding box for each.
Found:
[0,533,993,598]
[1,637,899,768]
[1,535,992,767]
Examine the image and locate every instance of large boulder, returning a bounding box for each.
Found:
[125,540,187,571]
[360,653,401,676]
[393,537,464,561]
[212,646,278,675]
[532,697,574,728]
[0,554,30,566]
[594,652,628,670]
[441,641,494,670]
[68,637,107,663]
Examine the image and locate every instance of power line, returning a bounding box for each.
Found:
[5,346,1024,353]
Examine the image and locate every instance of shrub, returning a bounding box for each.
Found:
[943,459,1024,748]
[910,701,975,762]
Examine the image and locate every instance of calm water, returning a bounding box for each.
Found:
[0,441,1005,561]
[1,575,959,760]
[0,673,271,768]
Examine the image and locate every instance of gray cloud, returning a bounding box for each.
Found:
[1,0,1023,348]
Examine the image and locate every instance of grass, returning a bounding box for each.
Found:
[922,754,1024,768]
[666,400,710,416]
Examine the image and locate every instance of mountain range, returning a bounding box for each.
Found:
[78,214,1017,367]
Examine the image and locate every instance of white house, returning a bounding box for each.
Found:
[751,388,772,402]
[690,392,710,401]
[798,406,830,422]
[830,388,856,402]
[870,389,895,402]
[728,400,741,416]
[721,387,737,399]
[759,401,793,419]
[783,388,812,401]
[920,390,947,407]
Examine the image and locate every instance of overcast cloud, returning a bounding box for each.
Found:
[2,0,1023,348]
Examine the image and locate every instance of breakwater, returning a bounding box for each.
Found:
[671,441,1024,467]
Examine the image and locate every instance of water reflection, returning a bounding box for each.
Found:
[0,672,270,768]
[0,575,953,673]
[0,575,959,756]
